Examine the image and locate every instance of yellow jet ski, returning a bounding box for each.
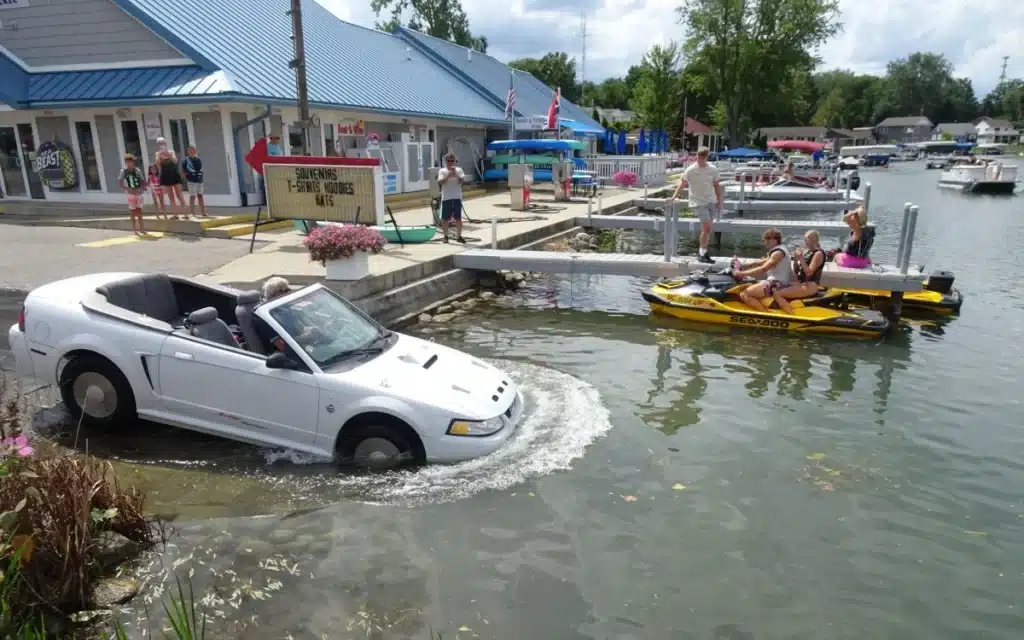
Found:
[643,268,891,338]
[821,269,963,315]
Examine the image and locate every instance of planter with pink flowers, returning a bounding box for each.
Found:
[613,170,639,189]
[303,223,387,281]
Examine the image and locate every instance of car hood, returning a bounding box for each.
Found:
[343,334,516,419]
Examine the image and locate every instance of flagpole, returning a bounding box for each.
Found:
[509,70,516,140]
[555,87,561,141]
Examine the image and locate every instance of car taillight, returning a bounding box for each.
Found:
[17,306,26,332]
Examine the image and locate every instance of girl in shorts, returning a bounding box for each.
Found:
[148,165,166,219]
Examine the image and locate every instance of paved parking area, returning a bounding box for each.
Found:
[0,224,268,291]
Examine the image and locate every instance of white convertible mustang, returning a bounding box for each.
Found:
[7,273,524,469]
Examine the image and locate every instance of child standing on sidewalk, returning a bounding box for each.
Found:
[147,164,166,219]
[119,154,147,235]
[182,146,207,217]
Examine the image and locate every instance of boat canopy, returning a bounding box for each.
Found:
[767,140,825,153]
[487,139,586,152]
[717,147,774,159]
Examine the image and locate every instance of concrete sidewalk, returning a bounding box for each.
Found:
[201,187,648,286]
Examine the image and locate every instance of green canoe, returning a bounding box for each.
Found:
[372,225,437,243]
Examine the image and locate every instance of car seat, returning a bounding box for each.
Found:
[185,307,239,348]
[234,290,265,355]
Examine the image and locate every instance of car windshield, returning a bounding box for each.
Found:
[267,287,384,367]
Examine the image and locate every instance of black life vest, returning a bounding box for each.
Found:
[796,249,825,284]
[843,226,874,259]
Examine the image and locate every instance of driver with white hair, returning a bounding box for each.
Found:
[256,277,321,353]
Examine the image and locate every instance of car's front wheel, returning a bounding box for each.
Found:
[59,354,137,428]
[335,418,424,471]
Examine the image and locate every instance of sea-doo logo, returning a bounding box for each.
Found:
[729,315,790,329]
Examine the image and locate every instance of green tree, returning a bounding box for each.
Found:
[630,43,683,131]
[508,52,579,103]
[879,52,976,123]
[982,79,1024,122]
[678,0,842,144]
[809,70,886,127]
[371,0,488,52]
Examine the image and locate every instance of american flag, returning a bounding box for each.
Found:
[505,72,516,119]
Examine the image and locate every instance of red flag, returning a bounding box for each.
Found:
[546,87,560,130]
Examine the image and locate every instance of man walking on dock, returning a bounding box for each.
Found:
[438,152,466,244]
[670,147,722,263]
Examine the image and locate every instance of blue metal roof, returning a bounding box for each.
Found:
[114,0,507,123]
[0,51,29,106]
[28,67,235,105]
[396,27,604,132]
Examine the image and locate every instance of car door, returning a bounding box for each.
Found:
[156,332,321,449]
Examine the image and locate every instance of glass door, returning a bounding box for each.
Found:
[0,126,28,198]
[17,124,45,199]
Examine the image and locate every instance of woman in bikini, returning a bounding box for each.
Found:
[154,137,187,219]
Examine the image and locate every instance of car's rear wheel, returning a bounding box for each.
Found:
[59,355,137,428]
[336,419,424,471]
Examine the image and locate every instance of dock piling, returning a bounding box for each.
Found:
[900,205,920,274]
[738,172,746,202]
[491,216,498,249]
[598,194,603,215]
[587,197,593,226]
[895,202,912,267]
[643,179,649,208]
[662,203,672,261]
[862,182,872,216]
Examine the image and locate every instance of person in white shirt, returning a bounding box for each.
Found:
[437,152,466,244]
[668,146,723,263]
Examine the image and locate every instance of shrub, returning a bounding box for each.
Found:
[303,224,387,265]
[612,170,639,188]
[0,376,159,630]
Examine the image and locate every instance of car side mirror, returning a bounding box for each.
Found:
[266,351,301,370]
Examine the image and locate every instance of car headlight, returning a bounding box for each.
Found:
[446,416,504,437]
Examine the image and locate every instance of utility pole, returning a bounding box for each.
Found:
[999,56,1009,86]
[287,0,311,156]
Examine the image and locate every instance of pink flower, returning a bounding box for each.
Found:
[303,223,387,265]
[1,434,33,457]
[613,170,638,188]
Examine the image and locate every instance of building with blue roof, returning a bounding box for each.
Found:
[0,0,603,208]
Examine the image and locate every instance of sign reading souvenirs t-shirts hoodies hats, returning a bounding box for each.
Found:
[33,140,78,190]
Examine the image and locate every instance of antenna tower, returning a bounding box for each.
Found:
[580,13,588,103]
[998,56,1009,85]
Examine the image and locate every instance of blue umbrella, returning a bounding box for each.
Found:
[655,129,663,153]
[638,128,647,154]
[605,129,613,153]
[617,129,626,154]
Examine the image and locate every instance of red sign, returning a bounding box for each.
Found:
[244,138,380,176]
[337,120,366,136]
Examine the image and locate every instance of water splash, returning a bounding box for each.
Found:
[260,359,613,506]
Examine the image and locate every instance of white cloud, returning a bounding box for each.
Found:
[318,0,1023,97]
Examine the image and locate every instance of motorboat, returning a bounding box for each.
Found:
[724,178,863,202]
[642,267,890,338]
[924,155,952,170]
[938,162,1018,194]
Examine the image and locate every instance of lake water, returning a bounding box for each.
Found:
[16,163,1024,638]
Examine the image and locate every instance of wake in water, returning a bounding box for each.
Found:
[260,360,613,506]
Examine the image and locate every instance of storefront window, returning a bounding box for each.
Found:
[168,118,191,159]
[323,124,338,157]
[289,129,305,156]
[74,121,102,191]
[121,120,144,170]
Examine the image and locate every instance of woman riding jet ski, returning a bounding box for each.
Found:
[642,228,891,338]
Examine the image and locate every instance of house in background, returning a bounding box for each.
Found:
[875,116,934,143]
[973,117,1020,144]
[933,122,978,142]
[683,117,721,151]
[755,126,872,149]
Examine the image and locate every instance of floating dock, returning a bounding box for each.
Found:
[634,197,860,214]
[455,250,756,278]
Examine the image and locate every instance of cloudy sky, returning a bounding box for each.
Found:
[322,0,1022,98]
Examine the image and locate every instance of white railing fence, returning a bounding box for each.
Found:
[582,155,669,187]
